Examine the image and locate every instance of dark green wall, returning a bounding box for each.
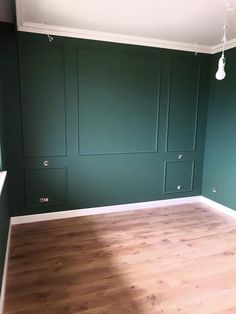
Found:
[0,181,9,292]
[4,32,209,216]
[202,48,236,209]
[0,22,13,293]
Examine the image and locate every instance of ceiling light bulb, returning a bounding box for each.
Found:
[216,67,226,80]
[215,55,226,80]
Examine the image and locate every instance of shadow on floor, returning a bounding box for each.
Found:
[4,214,147,314]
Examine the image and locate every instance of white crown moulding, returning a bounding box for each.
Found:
[17,21,236,55]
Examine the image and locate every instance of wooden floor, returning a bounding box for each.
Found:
[4,203,236,314]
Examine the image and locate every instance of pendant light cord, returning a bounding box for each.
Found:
[222,0,235,55]
[222,24,227,57]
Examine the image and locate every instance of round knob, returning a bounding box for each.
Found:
[177,185,181,190]
[178,154,183,160]
[44,160,49,167]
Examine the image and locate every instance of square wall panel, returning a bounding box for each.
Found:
[78,47,161,155]
[164,160,194,194]
[25,168,67,208]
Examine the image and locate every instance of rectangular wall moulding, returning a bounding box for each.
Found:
[77,47,161,155]
[165,55,201,152]
[25,168,68,208]
[163,160,195,194]
[19,39,67,158]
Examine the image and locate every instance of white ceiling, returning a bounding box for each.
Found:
[16,0,236,54]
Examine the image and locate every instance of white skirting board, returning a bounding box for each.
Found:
[199,196,236,219]
[0,172,7,197]
[10,196,236,225]
[0,223,12,314]
[11,196,203,225]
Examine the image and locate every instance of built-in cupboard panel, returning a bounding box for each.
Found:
[19,40,67,157]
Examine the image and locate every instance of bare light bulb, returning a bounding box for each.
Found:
[215,54,226,80]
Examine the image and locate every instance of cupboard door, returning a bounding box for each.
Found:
[25,168,67,208]
[164,160,194,194]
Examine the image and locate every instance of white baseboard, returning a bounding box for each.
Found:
[0,172,7,197]
[0,222,12,314]
[11,196,202,225]
[199,196,236,219]
[10,195,236,225]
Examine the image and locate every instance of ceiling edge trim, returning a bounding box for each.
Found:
[17,21,236,55]
[211,39,236,54]
[18,21,212,54]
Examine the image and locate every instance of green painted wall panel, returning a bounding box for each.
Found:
[164,160,194,194]
[25,168,68,209]
[78,48,160,154]
[4,33,209,216]
[202,48,236,209]
[166,55,201,151]
[70,154,163,208]
[19,40,67,157]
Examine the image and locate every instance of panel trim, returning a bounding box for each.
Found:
[77,49,161,156]
[78,151,160,156]
[165,57,201,152]
[154,56,161,153]
[163,159,195,194]
[24,167,68,209]
[164,58,171,152]
[77,47,80,157]
[11,196,202,224]
[0,222,12,314]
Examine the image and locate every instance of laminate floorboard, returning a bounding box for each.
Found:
[4,203,236,313]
